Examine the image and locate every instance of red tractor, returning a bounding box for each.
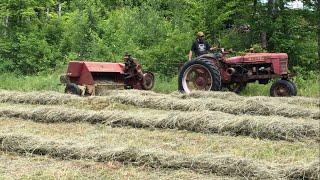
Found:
[178,48,297,97]
[60,53,154,96]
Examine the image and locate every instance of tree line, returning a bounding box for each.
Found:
[0,0,318,76]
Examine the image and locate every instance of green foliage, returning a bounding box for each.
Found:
[0,0,318,79]
[95,5,193,75]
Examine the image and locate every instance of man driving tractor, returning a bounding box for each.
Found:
[188,32,215,60]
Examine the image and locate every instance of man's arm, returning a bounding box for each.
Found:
[210,46,218,51]
[188,50,193,60]
[206,42,211,51]
[189,42,197,60]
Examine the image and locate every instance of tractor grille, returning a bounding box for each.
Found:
[280,59,288,74]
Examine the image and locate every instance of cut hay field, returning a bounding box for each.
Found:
[0,90,319,179]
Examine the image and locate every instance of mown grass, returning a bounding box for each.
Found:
[0,151,227,180]
[0,117,318,164]
[1,102,318,141]
[0,86,318,178]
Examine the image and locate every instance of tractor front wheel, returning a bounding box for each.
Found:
[289,81,297,96]
[270,80,296,97]
[65,83,81,95]
[178,59,221,93]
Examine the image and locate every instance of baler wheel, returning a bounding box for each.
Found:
[142,72,155,90]
[270,80,296,97]
[65,83,81,95]
[178,59,221,93]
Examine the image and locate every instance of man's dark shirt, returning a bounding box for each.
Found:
[191,39,211,57]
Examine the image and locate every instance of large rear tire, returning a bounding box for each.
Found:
[178,59,221,93]
[270,80,296,97]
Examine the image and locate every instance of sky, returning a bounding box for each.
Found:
[287,0,304,9]
[260,0,304,9]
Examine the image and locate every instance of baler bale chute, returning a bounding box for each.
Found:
[60,53,154,96]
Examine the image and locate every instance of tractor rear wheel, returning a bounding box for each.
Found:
[178,59,221,93]
[270,80,296,97]
[65,83,81,95]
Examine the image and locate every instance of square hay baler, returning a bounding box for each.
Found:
[60,54,154,96]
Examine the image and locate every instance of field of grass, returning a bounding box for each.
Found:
[0,71,319,97]
[0,89,319,179]
[0,72,64,92]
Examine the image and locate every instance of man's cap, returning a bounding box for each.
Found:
[197,32,205,37]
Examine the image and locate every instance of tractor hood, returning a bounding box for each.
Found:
[226,53,288,63]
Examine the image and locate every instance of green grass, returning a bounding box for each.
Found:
[240,75,319,97]
[153,75,178,93]
[0,71,318,97]
[0,72,64,92]
[293,73,320,97]
[154,75,319,97]
[240,82,271,96]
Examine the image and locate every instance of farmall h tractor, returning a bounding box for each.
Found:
[178,48,297,97]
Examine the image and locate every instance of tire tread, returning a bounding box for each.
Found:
[178,59,221,92]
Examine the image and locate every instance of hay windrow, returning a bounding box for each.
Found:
[0,90,318,119]
[0,133,279,178]
[284,160,320,180]
[94,89,320,107]
[106,93,320,120]
[1,133,318,179]
[0,105,318,141]
[0,90,79,104]
[170,90,320,107]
